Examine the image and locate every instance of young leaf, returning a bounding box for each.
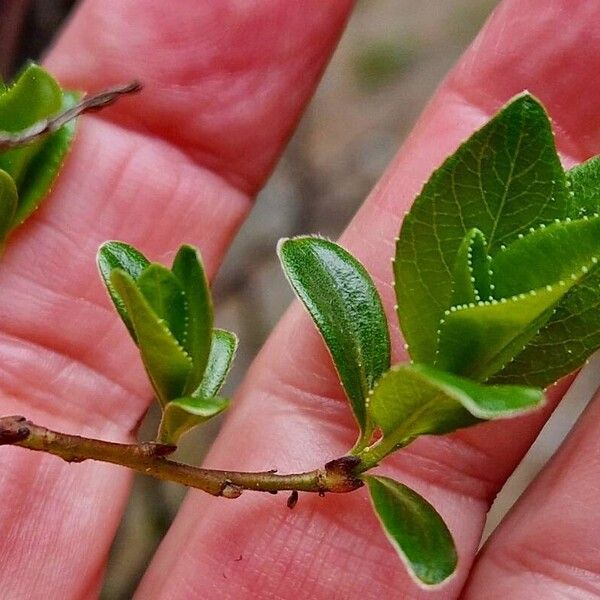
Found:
[137,264,187,347]
[192,329,238,399]
[0,170,17,244]
[364,475,457,587]
[490,216,600,297]
[492,268,600,387]
[435,284,567,380]
[0,63,64,186]
[395,93,568,364]
[451,228,492,305]
[110,269,192,405]
[158,396,229,445]
[97,241,150,339]
[367,363,542,451]
[277,236,390,436]
[171,245,213,394]
[11,90,80,227]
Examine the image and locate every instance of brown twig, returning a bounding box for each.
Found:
[0,81,142,150]
[0,415,363,499]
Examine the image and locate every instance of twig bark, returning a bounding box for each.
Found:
[0,415,363,499]
[0,81,142,150]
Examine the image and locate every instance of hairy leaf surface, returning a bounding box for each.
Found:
[278,236,390,436]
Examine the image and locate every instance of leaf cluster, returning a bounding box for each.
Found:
[96,93,600,586]
[0,63,77,247]
[97,242,237,445]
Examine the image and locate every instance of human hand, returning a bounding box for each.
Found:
[1,1,598,598]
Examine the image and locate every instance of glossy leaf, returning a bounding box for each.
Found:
[451,228,492,305]
[137,264,187,347]
[192,329,238,399]
[110,269,192,406]
[97,241,150,339]
[367,363,543,450]
[365,475,457,587]
[278,236,390,436]
[395,93,568,364]
[158,396,229,445]
[0,170,17,245]
[171,245,213,394]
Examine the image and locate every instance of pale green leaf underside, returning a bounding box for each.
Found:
[171,245,213,395]
[97,241,150,339]
[367,363,543,449]
[110,269,192,406]
[395,93,568,364]
[158,396,229,445]
[192,329,238,399]
[365,475,457,586]
[278,236,390,434]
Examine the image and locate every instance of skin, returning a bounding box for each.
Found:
[0,0,598,597]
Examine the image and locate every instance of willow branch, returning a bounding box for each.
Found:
[0,81,142,150]
[0,416,363,500]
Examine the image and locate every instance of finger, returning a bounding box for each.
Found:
[0,1,352,597]
[138,1,600,598]
[463,379,600,598]
[46,0,352,195]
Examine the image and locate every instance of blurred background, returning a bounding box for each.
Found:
[2,1,599,598]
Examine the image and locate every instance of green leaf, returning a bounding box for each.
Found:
[395,93,568,364]
[110,269,192,405]
[97,241,150,339]
[451,229,492,305]
[277,236,390,436]
[435,284,568,380]
[0,170,17,245]
[491,216,600,297]
[171,245,213,394]
[364,475,457,587]
[192,329,238,399]
[158,396,229,445]
[367,363,543,450]
[137,264,187,347]
[567,155,600,218]
[11,90,80,228]
[0,64,63,185]
[440,216,600,382]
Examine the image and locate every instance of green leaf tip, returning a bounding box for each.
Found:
[277,235,390,441]
[365,475,457,587]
